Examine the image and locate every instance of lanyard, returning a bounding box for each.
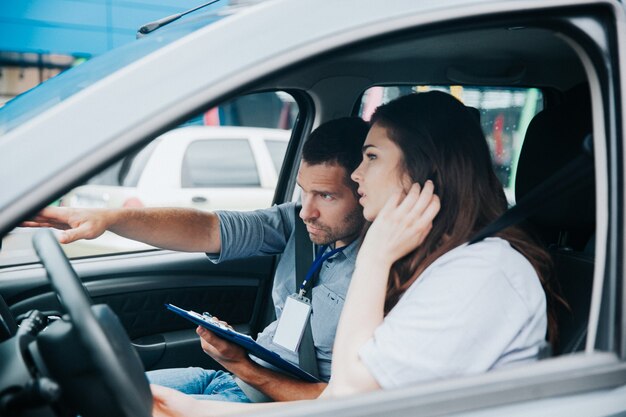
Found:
[298,245,346,297]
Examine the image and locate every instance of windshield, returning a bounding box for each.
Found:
[0,12,221,137]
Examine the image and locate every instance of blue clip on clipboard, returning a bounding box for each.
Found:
[165,303,321,383]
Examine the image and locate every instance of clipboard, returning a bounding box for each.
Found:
[165,303,321,383]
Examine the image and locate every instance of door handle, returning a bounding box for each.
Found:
[132,334,166,369]
[191,196,207,203]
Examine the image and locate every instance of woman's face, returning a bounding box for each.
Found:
[351,123,411,222]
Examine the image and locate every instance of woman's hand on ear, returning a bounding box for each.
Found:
[361,181,440,267]
[330,181,439,389]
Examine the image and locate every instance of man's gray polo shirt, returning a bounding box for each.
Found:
[207,202,358,381]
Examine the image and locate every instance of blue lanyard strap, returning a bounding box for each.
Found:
[298,245,346,296]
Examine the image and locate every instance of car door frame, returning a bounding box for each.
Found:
[1,0,625,414]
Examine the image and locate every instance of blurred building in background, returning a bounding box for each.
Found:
[0,0,241,106]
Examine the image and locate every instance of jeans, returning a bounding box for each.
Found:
[146,367,251,402]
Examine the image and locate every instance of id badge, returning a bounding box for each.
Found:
[272,294,312,352]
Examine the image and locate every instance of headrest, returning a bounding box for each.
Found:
[465,106,481,124]
[515,84,594,234]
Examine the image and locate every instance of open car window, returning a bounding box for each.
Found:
[0,91,297,266]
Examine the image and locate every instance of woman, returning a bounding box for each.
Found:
[153,91,556,415]
[324,91,554,394]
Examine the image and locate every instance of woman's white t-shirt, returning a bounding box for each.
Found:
[359,237,548,388]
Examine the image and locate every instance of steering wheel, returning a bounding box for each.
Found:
[32,229,152,417]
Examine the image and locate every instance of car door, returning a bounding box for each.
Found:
[0,90,304,372]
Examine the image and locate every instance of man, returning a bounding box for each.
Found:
[24,117,369,402]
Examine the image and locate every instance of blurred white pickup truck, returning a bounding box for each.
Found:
[52,126,290,257]
[61,126,290,211]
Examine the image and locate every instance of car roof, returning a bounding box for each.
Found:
[0,0,612,234]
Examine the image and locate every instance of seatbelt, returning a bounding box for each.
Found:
[294,205,320,379]
[470,135,593,244]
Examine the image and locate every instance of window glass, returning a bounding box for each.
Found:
[182,139,260,187]
[358,85,543,205]
[0,91,295,267]
[265,139,289,174]
[0,14,223,135]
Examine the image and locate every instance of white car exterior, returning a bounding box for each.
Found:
[62,126,290,212]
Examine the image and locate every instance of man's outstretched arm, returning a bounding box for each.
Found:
[22,206,222,253]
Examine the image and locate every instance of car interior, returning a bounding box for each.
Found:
[0,6,614,417]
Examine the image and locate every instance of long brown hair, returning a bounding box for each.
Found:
[370,91,560,346]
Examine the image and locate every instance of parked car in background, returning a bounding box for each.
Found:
[55,126,289,257]
[61,126,290,211]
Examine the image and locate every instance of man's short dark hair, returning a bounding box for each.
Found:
[301,117,369,190]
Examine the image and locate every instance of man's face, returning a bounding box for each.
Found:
[296,161,364,246]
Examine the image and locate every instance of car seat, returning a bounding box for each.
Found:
[515,83,595,355]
